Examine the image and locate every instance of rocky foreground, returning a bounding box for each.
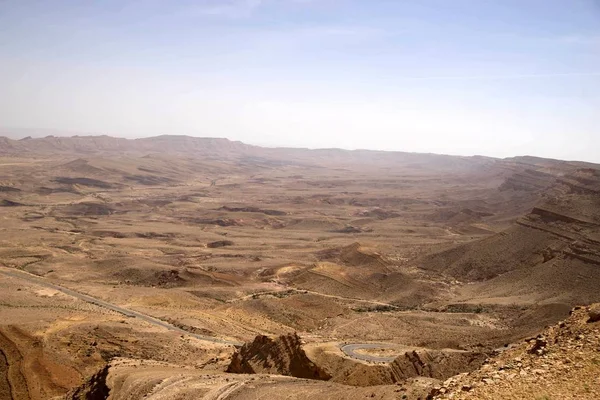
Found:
[432,304,600,400]
[227,333,487,387]
[67,304,600,399]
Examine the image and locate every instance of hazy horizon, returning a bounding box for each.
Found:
[2,126,599,164]
[1,1,599,162]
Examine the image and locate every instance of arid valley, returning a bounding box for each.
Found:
[1,135,599,399]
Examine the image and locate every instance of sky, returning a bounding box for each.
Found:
[1,0,599,162]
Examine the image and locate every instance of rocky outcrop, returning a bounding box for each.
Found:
[67,364,110,400]
[391,350,486,381]
[430,304,600,399]
[498,169,557,192]
[588,305,600,323]
[227,333,331,380]
[316,242,389,270]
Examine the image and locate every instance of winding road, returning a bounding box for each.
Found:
[0,267,241,346]
[0,267,399,362]
[340,343,401,363]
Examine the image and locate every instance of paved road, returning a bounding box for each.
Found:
[340,343,401,363]
[0,267,403,361]
[0,268,242,346]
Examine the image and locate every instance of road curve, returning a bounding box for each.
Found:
[340,343,401,363]
[0,267,242,346]
[0,267,403,358]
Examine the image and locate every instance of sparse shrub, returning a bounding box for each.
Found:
[207,240,234,248]
[352,304,397,313]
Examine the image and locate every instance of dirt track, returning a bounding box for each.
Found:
[0,267,403,364]
[231,288,403,310]
[0,267,242,347]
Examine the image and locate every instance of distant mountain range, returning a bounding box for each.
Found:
[2,133,598,173]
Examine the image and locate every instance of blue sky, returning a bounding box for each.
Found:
[1,0,599,161]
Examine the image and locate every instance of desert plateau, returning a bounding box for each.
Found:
[0,135,598,399]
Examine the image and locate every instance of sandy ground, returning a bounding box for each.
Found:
[0,136,599,398]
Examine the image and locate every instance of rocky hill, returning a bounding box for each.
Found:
[431,304,600,399]
[391,350,487,381]
[228,333,488,388]
[420,168,600,310]
[227,333,330,380]
[67,306,600,400]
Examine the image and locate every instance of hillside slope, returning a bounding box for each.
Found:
[432,304,600,399]
[421,168,600,308]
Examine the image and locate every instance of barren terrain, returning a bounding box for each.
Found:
[0,135,599,399]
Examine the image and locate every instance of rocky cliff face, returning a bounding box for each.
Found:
[390,350,487,381]
[420,169,600,305]
[67,364,110,400]
[228,334,488,388]
[226,333,331,380]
